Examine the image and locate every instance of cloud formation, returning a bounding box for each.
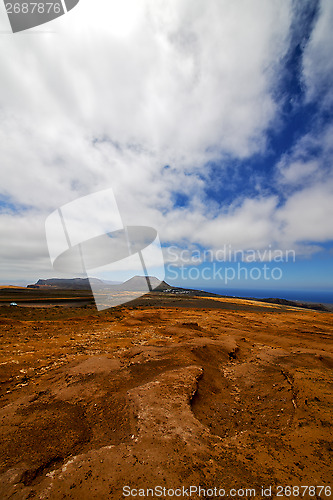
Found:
[302,0,333,106]
[0,0,332,282]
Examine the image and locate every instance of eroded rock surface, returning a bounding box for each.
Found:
[0,297,332,498]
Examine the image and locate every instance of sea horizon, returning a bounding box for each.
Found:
[195,286,333,305]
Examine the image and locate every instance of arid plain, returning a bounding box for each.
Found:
[0,291,332,499]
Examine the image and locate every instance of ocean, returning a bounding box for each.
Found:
[200,287,333,305]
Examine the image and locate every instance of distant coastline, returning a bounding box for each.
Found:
[0,278,332,312]
[198,287,333,306]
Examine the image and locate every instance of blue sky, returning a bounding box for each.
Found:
[0,0,332,298]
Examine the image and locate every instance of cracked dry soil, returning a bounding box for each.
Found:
[0,294,332,499]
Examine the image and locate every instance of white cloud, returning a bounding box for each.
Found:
[302,0,333,105]
[278,160,319,185]
[0,0,292,174]
[193,196,279,250]
[273,121,333,247]
[276,180,333,243]
[0,210,54,283]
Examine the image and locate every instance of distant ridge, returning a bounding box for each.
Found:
[28,278,104,290]
[257,297,332,312]
[17,278,333,311]
[27,276,170,292]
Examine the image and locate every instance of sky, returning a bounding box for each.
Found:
[0,0,333,296]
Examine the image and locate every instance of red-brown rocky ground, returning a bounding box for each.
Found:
[0,293,332,499]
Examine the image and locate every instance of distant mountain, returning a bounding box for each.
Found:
[90,276,170,292]
[116,276,169,291]
[27,276,170,292]
[28,278,103,290]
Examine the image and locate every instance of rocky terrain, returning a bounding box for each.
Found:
[0,293,332,499]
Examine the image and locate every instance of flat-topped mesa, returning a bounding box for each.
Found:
[26,276,170,292]
[27,278,100,290]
